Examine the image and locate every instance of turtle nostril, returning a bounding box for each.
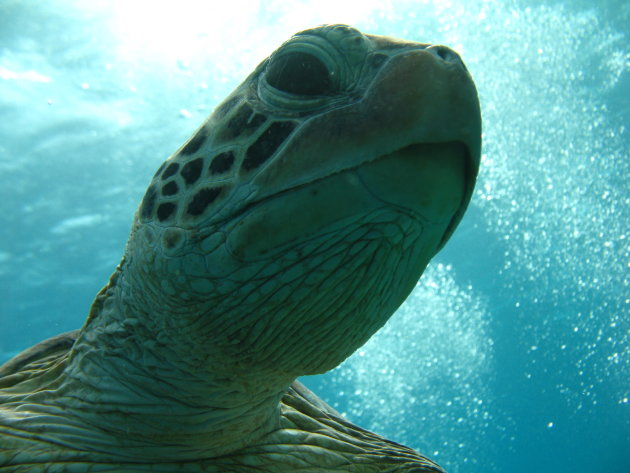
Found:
[428,45,457,62]
[427,45,467,71]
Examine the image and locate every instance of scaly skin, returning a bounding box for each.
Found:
[0,24,481,472]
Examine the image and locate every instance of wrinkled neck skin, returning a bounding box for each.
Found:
[40,203,436,462]
[58,268,289,461]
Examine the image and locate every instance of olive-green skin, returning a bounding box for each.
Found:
[0,24,480,472]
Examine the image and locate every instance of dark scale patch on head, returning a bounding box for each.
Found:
[217,103,267,142]
[180,158,204,186]
[157,202,177,222]
[180,128,207,156]
[209,151,235,175]
[162,162,180,180]
[187,187,224,216]
[242,121,296,171]
[161,181,179,196]
[140,185,157,220]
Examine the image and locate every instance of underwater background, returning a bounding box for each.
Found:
[0,0,627,471]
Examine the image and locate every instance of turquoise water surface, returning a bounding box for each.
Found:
[0,1,628,472]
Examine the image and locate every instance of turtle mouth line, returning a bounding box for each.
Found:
[355,141,470,223]
[220,140,468,264]
[216,140,472,232]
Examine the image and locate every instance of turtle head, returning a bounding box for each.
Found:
[118,24,481,378]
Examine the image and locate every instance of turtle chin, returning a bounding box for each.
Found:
[208,209,432,376]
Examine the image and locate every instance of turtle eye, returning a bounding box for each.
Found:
[265,51,333,96]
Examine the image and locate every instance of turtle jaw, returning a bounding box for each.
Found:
[225,140,467,263]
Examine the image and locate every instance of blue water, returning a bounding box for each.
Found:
[0,1,627,472]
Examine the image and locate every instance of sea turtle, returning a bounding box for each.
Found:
[0,24,481,472]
